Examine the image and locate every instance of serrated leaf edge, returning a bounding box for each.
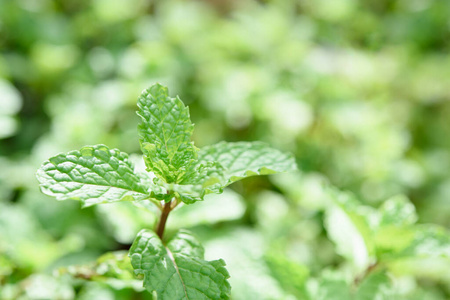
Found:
[36,144,151,207]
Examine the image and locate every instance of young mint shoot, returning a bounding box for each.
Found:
[36,84,297,299]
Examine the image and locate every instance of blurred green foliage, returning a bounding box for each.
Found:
[0,0,449,299]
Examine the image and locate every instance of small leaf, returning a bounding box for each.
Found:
[395,225,450,259]
[378,195,418,227]
[129,229,231,300]
[59,251,137,282]
[264,252,309,299]
[155,162,226,204]
[325,189,376,272]
[374,226,416,256]
[375,197,450,261]
[355,271,393,300]
[159,182,205,204]
[198,141,297,187]
[315,278,351,300]
[137,84,197,183]
[36,145,150,207]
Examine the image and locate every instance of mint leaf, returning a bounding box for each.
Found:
[374,196,450,261]
[137,84,197,183]
[129,229,231,299]
[36,145,149,207]
[378,195,418,227]
[264,252,309,299]
[355,271,392,300]
[162,141,296,204]
[325,189,376,271]
[59,251,140,286]
[154,161,226,204]
[315,278,351,300]
[137,85,297,204]
[374,196,419,256]
[312,272,393,300]
[395,225,450,259]
[157,181,206,204]
[197,141,297,187]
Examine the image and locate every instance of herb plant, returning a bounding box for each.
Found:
[36,84,296,299]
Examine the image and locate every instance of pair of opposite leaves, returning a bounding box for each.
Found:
[36,84,297,299]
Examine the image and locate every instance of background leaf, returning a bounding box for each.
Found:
[324,189,376,272]
[355,271,393,300]
[264,251,310,299]
[315,278,351,300]
[378,195,418,227]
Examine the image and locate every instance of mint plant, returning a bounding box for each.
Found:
[36,84,296,299]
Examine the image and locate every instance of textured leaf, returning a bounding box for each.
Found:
[137,84,197,183]
[158,182,205,204]
[129,230,231,300]
[197,141,297,187]
[162,142,296,204]
[36,145,149,207]
[155,161,226,204]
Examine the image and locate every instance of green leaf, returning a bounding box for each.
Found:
[137,84,197,183]
[59,251,142,290]
[374,196,450,261]
[395,225,450,259]
[160,142,296,204]
[374,226,416,256]
[197,141,297,187]
[312,272,394,300]
[325,189,376,272]
[36,145,149,207]
[157,181,206,204]
[129,229,231,300]
[374,196,418,256]
[378,195,418,227]
[264,252,309,299]
[155,161,226,204]
[315,278,351,300]
[355,271,393,300]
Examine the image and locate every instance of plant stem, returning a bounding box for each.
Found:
[156,200,172,240]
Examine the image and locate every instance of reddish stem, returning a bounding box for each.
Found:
[156,200,172,240]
